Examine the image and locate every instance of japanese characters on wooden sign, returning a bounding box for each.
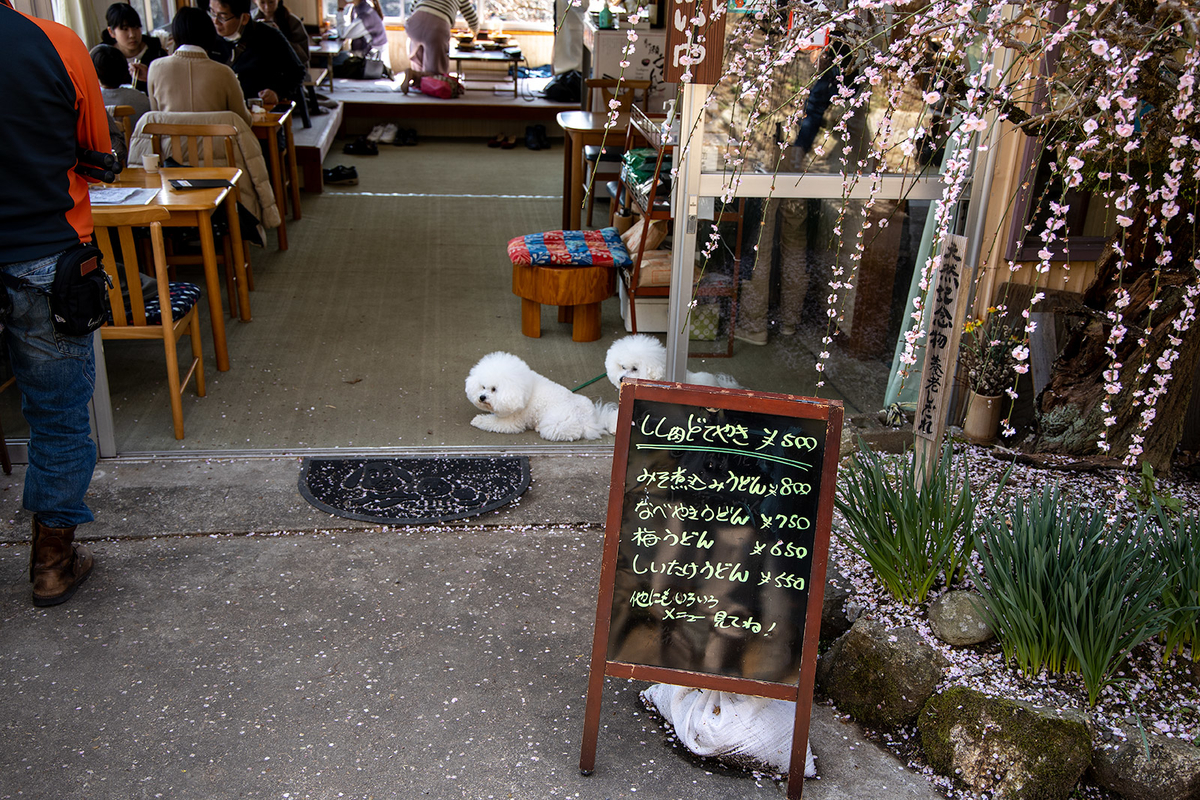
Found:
[664,0,727,84]
[914,235,969,464]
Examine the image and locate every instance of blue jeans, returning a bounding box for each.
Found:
[2,250,97,529]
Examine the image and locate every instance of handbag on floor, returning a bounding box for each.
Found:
[419,74,464,99]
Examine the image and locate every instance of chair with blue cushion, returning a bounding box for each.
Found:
[507,227,633,342]
[92,205,206,440]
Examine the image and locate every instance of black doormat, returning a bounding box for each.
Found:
[298,456,531,524]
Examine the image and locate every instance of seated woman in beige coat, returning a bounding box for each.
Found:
[147,7,252,127]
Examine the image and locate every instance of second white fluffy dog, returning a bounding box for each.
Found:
[466,351,617,441]
[605,334,741,390]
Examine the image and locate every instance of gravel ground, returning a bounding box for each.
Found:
[828,442,1200,800]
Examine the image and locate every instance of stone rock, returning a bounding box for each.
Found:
[919,685,1092,800]
[927,590,994,646]
[1091,727,1200,800]
[816,617,948,730]
[819,561,858,643]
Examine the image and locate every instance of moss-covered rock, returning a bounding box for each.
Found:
[816,617,947,730]
[919,686,1092,800]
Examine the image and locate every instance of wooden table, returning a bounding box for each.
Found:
[309,38,342,90]
[557,110,628,230]
[94,167,248,371]
[252,104,301,251]
[449,45,522,98]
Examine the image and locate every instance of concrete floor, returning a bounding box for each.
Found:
[0,453,944,800]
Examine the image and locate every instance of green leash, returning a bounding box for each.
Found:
[572,373,607,392]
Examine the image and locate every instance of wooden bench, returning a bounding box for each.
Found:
[293,100,344,192]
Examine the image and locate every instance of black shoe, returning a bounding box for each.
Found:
[525,125,541,150]
[534,123,550,150]
[395,128,418,146]
[343,136,378,156]
[322,165,358,185]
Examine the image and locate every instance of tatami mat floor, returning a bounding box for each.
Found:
[0,139,887,455]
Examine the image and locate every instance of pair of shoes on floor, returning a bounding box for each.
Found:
[733,329,768,346]
[323,165,358,185]
[486,133,517,149]
[524,124,550,150]
[367,123,398,143]
[392,127,418,146]
[343,136,378,155]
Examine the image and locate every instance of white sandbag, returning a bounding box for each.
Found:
[640,684,816,777]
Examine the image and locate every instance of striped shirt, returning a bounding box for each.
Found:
[411,0,479,32]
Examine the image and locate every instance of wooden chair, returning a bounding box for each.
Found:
[92,206,206,440]
[583,79,651,227]
[140,121,251,316]
[110,104,136,151]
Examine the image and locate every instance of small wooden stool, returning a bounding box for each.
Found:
[507,228,632,343]
[512,263,615,342]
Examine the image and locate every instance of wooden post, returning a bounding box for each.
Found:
[913,235,969,483]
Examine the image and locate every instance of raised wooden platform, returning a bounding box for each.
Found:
[293,100,345,192]
[324,75,575,138]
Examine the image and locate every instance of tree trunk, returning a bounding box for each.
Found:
[1032,216,1199,473]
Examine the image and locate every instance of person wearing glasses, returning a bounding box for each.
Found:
[99,2,167,93]
[208,0,306,110]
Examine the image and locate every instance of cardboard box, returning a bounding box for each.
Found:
[618,282,720,340]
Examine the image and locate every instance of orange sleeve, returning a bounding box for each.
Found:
[28,15,110,241]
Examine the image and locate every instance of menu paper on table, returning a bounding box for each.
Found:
[89,187,159,205]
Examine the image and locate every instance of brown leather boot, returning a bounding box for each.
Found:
[29,517,94,607]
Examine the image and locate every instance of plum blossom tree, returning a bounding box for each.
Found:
[651,0,1200,472]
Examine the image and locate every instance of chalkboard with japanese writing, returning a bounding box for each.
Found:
[581,381,843,795]
[595,382,843,686]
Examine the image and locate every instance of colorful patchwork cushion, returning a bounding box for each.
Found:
[508,227,633,268]
[106,282,202,327]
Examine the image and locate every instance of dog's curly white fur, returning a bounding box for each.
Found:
[466,351,617,441]
[605,334,741,390]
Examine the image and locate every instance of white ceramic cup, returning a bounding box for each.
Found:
[142,153,160,174]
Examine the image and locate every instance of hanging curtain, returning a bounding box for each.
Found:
[52,0,101,48]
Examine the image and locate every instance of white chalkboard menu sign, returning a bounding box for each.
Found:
[580,380,843,800]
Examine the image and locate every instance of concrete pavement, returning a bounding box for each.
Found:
[0,454,944,799]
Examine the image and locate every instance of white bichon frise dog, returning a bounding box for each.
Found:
[466,351,617,441]
[605,334,741,390]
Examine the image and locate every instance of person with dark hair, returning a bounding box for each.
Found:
[99,2,166,92]
[1,0,111,606]
[252,0,309,68]
[91,43,150,126]
[147,6,253,126]
[208,0,306,110]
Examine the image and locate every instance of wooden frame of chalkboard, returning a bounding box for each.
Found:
[579,380,843,800]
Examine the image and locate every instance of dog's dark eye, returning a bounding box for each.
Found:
[490,386,496,392]
[629,366,638,373]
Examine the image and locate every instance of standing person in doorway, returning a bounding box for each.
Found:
[0,0,111,606]
[402,0,478,91]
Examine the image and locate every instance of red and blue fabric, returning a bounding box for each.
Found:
[507,227,633,268]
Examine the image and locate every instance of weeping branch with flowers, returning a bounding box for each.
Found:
[670,0,1199,472]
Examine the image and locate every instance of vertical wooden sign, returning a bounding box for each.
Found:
[914,234,969,479]
[580,381,843,800]
[664,0,727,84]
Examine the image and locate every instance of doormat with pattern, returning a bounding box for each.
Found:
[298,456,531,524]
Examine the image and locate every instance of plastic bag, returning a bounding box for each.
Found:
[641,684,817,777]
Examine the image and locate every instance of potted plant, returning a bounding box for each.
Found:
[959,310,1017,443]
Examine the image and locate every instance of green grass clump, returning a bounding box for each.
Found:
[1156,507,1200,661]
[972,486,1172,706]
[834,441,984,605]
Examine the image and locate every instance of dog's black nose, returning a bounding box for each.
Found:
[478,395,488,403]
